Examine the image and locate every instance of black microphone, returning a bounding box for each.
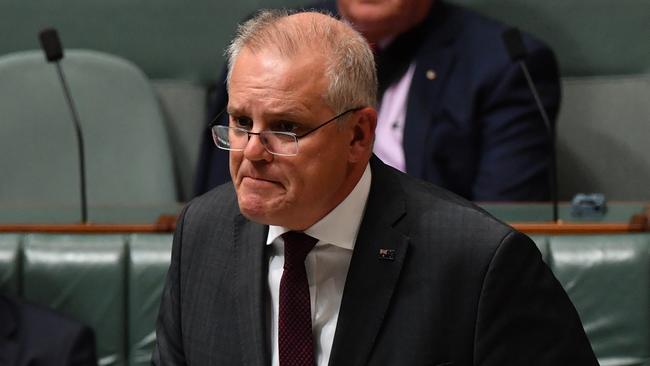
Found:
[38,28,88,223]
[39,29,64,62]
[502,27,558,222]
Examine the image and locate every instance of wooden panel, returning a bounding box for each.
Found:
[0,215,176,233]
[1,210,648,235]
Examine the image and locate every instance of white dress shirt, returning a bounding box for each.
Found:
[374,62,417,172]
[266,164,372,366]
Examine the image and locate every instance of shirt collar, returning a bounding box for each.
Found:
[266,164,372,251]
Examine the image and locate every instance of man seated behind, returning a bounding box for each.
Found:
[0,294,97,366]
[154,10,596,365]
[194,0,560,201]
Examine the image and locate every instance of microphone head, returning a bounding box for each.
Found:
[39,28,64,62]
[502,27,527,62]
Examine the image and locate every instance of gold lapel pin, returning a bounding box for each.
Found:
[426,69,437,80]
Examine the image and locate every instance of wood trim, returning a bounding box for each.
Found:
[0,215,177,233]
[511,212,648,234]
[0,211,648,235]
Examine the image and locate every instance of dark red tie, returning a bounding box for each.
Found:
[279,231,318,366]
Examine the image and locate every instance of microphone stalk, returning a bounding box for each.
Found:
[55,62,88,223]
[517,61,558,223]
[39,29,88,223]
[502,28,559,222]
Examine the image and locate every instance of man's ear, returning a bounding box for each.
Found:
[349,107,377,163]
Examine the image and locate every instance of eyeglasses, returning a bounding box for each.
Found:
[210,107,363,156]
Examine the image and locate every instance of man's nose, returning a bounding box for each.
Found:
[243,133,273,162]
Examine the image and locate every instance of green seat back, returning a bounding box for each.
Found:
[548,234,650,365]
[22,234,127,366]
[556,75,650,200]
[127,234,173,366]
[0,50,178,221]
[153,81,208,201]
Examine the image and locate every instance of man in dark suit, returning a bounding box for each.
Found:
[0,295,97,366]
[154,9,596,365]
[194,0,559,201]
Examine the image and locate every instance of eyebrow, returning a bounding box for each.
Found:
[226,106,310,121]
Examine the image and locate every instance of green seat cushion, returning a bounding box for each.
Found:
[0,234,21,295]
[22,234,127,366]
[127,234,173,366]
[548,234,650,365]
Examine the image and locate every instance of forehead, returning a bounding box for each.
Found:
[228,47,330,115]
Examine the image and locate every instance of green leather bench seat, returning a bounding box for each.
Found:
[0,233,172,366]
[549,235,650,366]
[0,50,179,214]
[0,234,20,295]
[1,232,648,365]
[128,234,174,366]
[23,234,127,366]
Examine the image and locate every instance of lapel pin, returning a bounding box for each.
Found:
[426,69,437,80]
[378,248,396,261]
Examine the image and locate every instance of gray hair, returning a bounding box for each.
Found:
[225,9,378,113]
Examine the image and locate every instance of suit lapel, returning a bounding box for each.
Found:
[328,157,410,366]
[405,48,454,178]
[233,215,270,366]
[404,3,460,178]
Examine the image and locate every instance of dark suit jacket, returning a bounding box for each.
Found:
[0,295,97,366]
[154,157,597,365]
[193,1,560,201]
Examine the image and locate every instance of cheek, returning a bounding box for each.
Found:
[300,153,348,194]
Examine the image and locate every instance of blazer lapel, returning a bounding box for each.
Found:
[328,157,410,366]
[404,3,459,178]
[233,215,270,366]
[405,48,454,178]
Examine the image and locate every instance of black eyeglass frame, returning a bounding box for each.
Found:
[209,106,364,155]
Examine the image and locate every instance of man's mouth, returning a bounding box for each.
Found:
[241,176,280,189]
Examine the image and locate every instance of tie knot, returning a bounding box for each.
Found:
[281,231,318,269]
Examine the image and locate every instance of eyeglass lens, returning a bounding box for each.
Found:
[212,126,298,156]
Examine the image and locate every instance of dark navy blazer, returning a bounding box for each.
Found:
[194,1,560,201]
[0,295,97,366]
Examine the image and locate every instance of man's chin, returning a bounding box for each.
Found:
[237,196,280,225]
